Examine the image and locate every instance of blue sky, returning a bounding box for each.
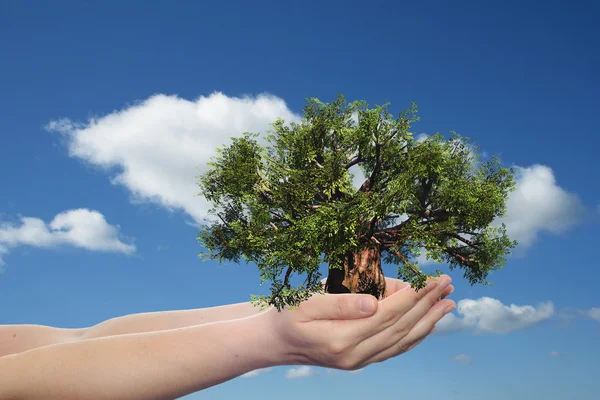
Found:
[1,0,599,399]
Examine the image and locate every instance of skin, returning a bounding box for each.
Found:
[0,276,455,400]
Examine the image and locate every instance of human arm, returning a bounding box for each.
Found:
[1,277,453,357]
[0,315,282,400]
[0,276,455,400]
[0,302,277,358]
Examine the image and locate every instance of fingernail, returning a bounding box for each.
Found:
[360,297,375,313]
[426,281,438,291]
[439,278,451,290]
[444,304,456,314]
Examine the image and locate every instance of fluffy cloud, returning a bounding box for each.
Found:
[452,354,473,365]
[285,366,319,379]
[498,165,584,248]
[240,367,273,378]
[47,92,300,224]
[0,209,135,265]
[436,297,554,334]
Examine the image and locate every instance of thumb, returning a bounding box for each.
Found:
[301,293,378,321]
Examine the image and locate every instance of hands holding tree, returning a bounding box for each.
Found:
[0,93,513,399]
[267,275,455,371]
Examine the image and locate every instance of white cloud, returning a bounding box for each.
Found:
[240,367,273,378]
[452,354,473,365]
[285,366,319,379]
[0,209,135,265]
[47,92,301,224]
[436,297,554,334]
[585,308,600,322]
[498,165,584,248]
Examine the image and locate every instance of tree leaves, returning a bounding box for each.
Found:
[197,95,516,309]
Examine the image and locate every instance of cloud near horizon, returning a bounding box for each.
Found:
[240,367,273,378]
[284,366,319,379]
[47,92,584,250]
[0,209,135,266]
[436,296,554,334]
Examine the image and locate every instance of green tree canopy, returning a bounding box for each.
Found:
[198,95,516,310]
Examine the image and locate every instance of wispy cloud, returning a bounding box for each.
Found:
[436,297,554,334]
[452,354,473,365]
[285,366,319,379]
[0,209,135,266]
[240,367,273,378]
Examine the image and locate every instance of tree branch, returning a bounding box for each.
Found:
[283,266,293,288]
[418,178,433,214]
[392,248,422,277]
[377,216,413,236]
[345,154,363,169]
[448,233,481,248]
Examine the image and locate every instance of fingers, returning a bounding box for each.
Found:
[397,277,452,329]
[375,275,451,328]
[362,299,455,366]
[402,300,455,345]
[402,324,436,354]
[440,284,454,300]
[297,293,378,322]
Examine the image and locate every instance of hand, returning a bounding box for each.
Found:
[266,275,456,370]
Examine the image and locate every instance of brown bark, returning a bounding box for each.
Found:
[325,247,386,299]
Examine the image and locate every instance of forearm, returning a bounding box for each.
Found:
[0,314,284,400]
[80,301,268,340]
[0,301,267,357]
[0,325,84,358]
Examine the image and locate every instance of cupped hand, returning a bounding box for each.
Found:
[266,275,456,371]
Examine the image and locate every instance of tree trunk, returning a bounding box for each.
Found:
[325,247,386,299]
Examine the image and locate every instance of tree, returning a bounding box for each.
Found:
[197,95,516,311]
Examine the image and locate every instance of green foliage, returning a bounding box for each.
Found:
[197,95,517,310]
